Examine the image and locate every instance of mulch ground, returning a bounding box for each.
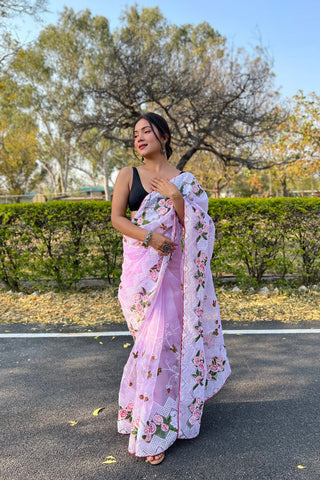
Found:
[0,285,319,326]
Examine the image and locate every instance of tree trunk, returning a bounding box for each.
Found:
[212,178,227,198]
[103,148,111,201]
[281,175,288,197]
[176,147,198,171]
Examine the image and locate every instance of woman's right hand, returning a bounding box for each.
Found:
[148,231,177,256]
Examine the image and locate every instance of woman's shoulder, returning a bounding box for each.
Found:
[118,166,133,176]
[115,166,134,182]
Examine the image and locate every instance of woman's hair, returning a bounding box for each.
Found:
[134,112,173,159]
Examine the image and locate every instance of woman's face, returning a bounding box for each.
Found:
[134,118,163,157]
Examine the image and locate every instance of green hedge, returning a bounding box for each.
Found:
[0,198,319,291]
[0,201,122,290]
[209,198,320,285]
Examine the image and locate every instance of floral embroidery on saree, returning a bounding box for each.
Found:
[117,172,231,456]
[142,413,178,443]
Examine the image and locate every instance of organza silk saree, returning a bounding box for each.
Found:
[117,172,231,457]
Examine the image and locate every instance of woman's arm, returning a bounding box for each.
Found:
[111,167,148,242]
[111,168,177,255]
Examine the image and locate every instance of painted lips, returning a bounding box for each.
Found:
[139,144,147,150]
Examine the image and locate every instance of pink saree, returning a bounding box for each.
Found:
[117,172,231,457]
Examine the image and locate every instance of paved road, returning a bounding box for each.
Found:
[1,323,319,480]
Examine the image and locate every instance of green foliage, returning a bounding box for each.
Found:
[0,198,319,291]
[282,198,320,283]
[209,197,320,284]
[7,4,283,193]
[0,201,123,290]
[0,205,33,289]
[0,1,47,21]
[0,75,40,194]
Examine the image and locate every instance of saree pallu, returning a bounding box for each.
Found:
[117,172,231,457]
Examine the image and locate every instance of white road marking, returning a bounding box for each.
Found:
[0,329,320,338]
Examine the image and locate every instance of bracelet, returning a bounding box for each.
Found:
[143,230,153,248]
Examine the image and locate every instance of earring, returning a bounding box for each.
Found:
[161,143,166,155]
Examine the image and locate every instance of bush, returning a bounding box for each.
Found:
[209,197,320,284]
[0,206,34,290]
[0,201,123,290]
[0,197,319,290]
[282,198,320,283]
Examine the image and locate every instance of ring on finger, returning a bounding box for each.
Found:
[161,243,171,253]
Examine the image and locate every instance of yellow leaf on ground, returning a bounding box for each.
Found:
[297,465,307,469]
[68,421,78,426]
[1,285,318,326]
[102,456,116,464]
[4,330,10,332]
[93,407,105,416]
[123,343,131,348]
[99,341,103,345]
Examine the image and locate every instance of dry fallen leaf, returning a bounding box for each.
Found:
[123,343,131,348]
[93,407,105,416]
[0,286,319,326]
[297,465,307,469]
[68,421,78,426]
[102,456,116,464]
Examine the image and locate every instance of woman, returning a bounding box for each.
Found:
[111,112,231,465]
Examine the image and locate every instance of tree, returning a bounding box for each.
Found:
[8,6,287,195]
[78,5,285,172]
[0,1,47,19]
[262,91,320,196]
[11,8,112,194]
[0,1,47,68]
[283,91,320,172]
[0,118,40,195]
[76,129,130,200]
[0,76,40,195]
[187,152,242,198]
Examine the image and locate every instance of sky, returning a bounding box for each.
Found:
[11,0,320,99]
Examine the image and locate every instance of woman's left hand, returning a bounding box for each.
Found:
[150,177,182,199]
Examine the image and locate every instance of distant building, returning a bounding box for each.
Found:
[81,186,105,196]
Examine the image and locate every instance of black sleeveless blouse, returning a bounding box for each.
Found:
[128,167,183,211]
[128,167,149,211]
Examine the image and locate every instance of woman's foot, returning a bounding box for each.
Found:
[146,452,165,465]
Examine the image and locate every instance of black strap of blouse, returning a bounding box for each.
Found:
[128,167,149,211]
